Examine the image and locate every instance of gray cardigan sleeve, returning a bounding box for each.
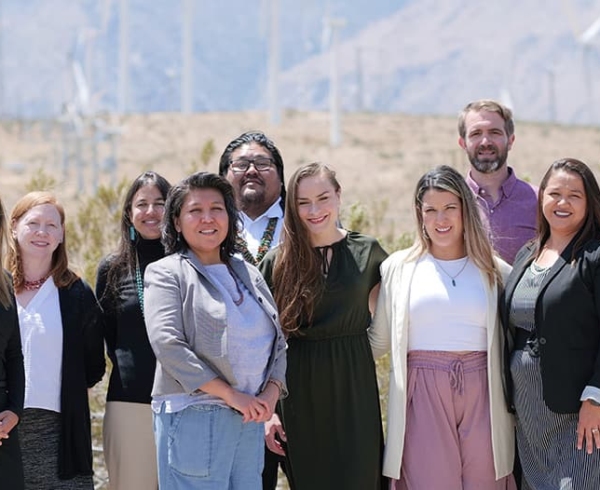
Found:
[144,260,219,393]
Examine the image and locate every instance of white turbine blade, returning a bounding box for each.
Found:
[579,15,600,44]
[73,61,90,112]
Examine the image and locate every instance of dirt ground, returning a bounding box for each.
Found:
[2,110,600,245]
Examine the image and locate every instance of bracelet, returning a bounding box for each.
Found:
[267,379,283,393]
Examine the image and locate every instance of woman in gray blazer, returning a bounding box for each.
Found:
[144,172,287,490]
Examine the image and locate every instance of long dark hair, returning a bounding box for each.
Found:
[272,162,341,335]
[103,171,171,301]
[162,172,239,262]
[534,158,600,259]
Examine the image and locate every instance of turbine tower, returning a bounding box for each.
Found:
[118,0,130,113]
[324,17,346,147]
[578,14,600,124]
[267,0,281,125]
[181,0,194,113]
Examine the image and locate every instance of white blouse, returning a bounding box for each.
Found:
[18,277,63,412]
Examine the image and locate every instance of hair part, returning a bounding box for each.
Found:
[534,158,600,259]
[458,99,515,139]
[410,165,501,286]
[102,171,171,303]
[272,162,341,335]
[7,191,78,292]
[218,130,286,209]
[162,172,239,261]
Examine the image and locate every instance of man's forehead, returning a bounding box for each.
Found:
[465,110,505,130]
[231,142,271,157]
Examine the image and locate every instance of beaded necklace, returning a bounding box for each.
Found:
[23,274,50,291]
[135,253,145,314]
[235,217,278,266]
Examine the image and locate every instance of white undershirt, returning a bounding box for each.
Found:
[239,198,284,256]
[18,277,63,412]
[408,254,487,352]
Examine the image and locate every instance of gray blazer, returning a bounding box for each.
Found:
[144,249,287,398]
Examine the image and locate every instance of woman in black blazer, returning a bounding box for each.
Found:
[0,196,25,490]
[501,158,600,489]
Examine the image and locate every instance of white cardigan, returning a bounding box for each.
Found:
[368,246,515,480]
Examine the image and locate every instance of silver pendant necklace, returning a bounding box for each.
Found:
[431,256,469,287]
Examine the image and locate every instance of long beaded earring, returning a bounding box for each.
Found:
[130,225,136,241]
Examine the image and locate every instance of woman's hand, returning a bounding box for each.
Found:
[264,413,287,456]
[257,381,280,419]
[224,390,270,423]
[577,400,600,453]
[0,410,19,445]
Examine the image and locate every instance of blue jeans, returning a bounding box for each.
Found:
[153,403,264,490]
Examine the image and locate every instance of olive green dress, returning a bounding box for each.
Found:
[260,232,387,490]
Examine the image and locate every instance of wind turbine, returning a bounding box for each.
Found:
[181,0,194,113]
[578,14,600,123]
[323,17,346,147]
[267,0,281,125]
[118,0,130,113]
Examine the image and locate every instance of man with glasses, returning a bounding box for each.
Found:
[219,131,286,267]
[218,131,288,490]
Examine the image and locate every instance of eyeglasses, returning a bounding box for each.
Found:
[229,157,275,173]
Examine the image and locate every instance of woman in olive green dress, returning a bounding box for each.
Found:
[259,162,387,490]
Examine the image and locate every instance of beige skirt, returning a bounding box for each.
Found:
[103,401,158,490]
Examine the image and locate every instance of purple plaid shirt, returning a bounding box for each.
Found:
[466,167,538,265]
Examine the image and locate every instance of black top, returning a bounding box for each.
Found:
[0,271,24,417]
[96,238,164,404]
[502,237,600,413]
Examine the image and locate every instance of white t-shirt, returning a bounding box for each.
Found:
[408,254,488,352]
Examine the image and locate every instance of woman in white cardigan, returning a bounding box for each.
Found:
[369,165,516,490]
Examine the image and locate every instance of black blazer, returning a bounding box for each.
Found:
[56,278,105,479]
[501,237,600,414]
[0,275,24,417]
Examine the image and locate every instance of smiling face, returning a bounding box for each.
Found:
[13,203,64,261]
[421,189,465,259]
[542,169,587,239]
[130,184,166,240]
[130,185,165,240]
[225,142,282,218]
[175,188,229,264]
[459,110,514,174]
[296,172,341,244]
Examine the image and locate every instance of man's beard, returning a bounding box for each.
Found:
[239,186,265,208]
[468,143,509,174]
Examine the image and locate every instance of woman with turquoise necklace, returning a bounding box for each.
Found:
[96,171,171,490]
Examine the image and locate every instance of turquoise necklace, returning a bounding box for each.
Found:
[135,253,144,314]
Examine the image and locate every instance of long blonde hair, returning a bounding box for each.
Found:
[7,192,78,293]
[409,165,501,286]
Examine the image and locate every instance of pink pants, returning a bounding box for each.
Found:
[391,350,515,490]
